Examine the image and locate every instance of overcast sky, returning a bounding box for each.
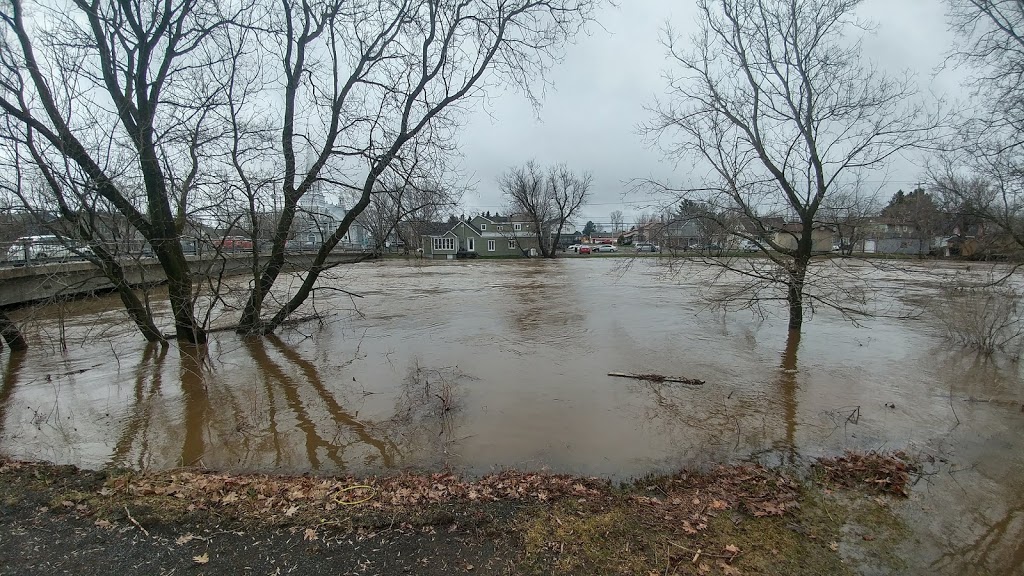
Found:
[454,0,963,228]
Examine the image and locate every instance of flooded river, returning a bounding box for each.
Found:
[1,258,1023,573]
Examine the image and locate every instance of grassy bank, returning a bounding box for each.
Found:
[0,454,916,575]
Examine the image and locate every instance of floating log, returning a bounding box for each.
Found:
[607,372,705,385]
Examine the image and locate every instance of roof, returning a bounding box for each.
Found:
[473,214,511,224]
[452,221,483,236]
[410,221,452,237]
[460,222,483,235]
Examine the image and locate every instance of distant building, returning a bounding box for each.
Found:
[420,214,544,259]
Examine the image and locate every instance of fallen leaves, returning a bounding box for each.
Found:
[110,469,609,520]
[192,553,209,565]
[815,451,918,497]
[303,528,318,541]
[175,533,196,546]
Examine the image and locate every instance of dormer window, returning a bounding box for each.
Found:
[480,224,486,230]
[514,223,522,231]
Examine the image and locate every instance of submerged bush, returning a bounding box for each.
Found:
[932,282,1023,355]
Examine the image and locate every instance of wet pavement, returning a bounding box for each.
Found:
[1,257,1023,573]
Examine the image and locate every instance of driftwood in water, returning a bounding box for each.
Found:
[607,372,705,385]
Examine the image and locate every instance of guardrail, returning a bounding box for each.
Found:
[0,238,370,268]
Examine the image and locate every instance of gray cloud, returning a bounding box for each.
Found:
[456,0,964,227]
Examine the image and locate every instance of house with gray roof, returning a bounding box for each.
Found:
[420,213,544,259]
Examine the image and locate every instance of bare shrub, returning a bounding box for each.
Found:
[932,282,1024,355]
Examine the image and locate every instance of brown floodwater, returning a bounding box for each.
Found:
[2,258,1023,573]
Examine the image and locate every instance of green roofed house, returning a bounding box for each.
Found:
[420,214,543,259]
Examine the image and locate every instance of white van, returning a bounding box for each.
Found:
[5,235,90,263]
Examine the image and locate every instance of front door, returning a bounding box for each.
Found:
[467,238,475,252]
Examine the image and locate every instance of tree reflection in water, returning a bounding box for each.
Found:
[777,329,800,465]
[108,343,167,468]
[0,350,27,440]
[179,343,211,467]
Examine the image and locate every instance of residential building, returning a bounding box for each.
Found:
[771,223,835,252]
[420,213,543,259]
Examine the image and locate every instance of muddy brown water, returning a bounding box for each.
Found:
[2,258,1023,573]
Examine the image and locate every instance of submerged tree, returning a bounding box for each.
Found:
[230,0,599,333]
[0,0,246,343]
[499,161,592,257]
[0,0,599,343]
[645,0,936,331]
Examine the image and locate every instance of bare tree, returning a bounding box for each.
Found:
[609,209,624,232]
[817,184,882,256]
[500,161,591,257]
[936,1,1024,256]
[234,0,598,334]
[644,0,936,331]
[0,0,597,342]
[358,178,460,256]
[0,148,168,342]
[948,0,1024,134]
[0,310,26,351]
[0,0,244,343]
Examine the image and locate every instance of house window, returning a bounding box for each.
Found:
[508,240,517,249]
[468,238,475,251]
[514,223,522,231]
[497,226,503,231]
[432,237,455,251]
[487,240,495,252]
[480,224,486,230]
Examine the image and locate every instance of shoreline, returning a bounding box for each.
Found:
[0,453,916,575]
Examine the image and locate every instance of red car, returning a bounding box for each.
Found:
[578,246,592,254]
[219,236,254,251]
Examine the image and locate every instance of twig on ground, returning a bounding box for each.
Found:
[124,506,150,538]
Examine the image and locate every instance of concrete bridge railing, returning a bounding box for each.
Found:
[0,251,373,307]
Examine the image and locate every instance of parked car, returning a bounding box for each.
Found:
[5,235,90,264]
[219,236,254,251]
[285,239,320,252]
[635,243,660,253]
[597,245,618,253]
[739,240,760,252]
[578,245,592,254]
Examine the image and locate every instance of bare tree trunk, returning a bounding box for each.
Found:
[154,241,206,343]
[0,311,28,352]
[787,271,805,331]
[787,250,810,332]
[99,259,167,343]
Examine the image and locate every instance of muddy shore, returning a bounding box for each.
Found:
[0,454,919,575]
